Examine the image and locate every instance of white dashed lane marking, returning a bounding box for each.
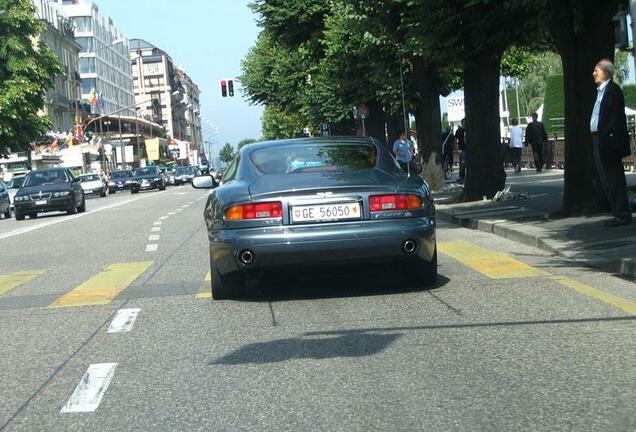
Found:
[153,221,162,226]
[168,212,175,215]
[151,227,161,232]
[159,216,168,220]
[145,244,158,252]
[148,235,160,241]
[107,308,141,333]
[61,363,118,413]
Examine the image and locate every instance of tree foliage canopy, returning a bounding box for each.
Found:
[0,0,62,156]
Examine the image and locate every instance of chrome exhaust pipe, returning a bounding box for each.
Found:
[239,250,255,265]
[402,240,417,254]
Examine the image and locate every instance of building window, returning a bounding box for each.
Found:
[81,78,96,95]
[75,37,94,53]
[74,16,93,33]
[79,57,96,74]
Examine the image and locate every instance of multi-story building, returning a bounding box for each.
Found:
[51,0,135,117]
[128,39,181,139]
[175,68,203,153]
[128,40,202,164]
[33,0,81,133]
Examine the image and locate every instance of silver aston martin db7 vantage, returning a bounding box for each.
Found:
[192,136,437,299]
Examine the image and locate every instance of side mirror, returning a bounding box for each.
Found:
[192,175,217,189]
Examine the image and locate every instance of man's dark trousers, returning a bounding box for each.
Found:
[531,142,544,171]
[592,134,631,221]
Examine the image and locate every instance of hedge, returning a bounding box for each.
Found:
[542,74,565,134]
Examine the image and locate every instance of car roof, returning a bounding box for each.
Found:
[27,167,67,173]
[241,136,377,153]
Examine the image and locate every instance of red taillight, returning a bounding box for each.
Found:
[225,202,282,220]
[369,194,422,211]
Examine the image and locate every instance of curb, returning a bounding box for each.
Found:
[436,207,636,280]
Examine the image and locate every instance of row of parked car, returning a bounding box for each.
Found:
[0,165,210,221]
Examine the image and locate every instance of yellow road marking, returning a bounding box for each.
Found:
[439,241,549,279]
[196,272,212,299]
[0,270,45,296]
[551,276,636,315]
[48,262,153,308]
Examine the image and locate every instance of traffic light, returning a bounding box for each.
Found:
[220,80,227,97]
[228,80,235,97]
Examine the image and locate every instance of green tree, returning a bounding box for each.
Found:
[261,106,305,140]
[237,138,259,150]
[547,0,628,215]
[0,0,63,156]
[219,143,235,164]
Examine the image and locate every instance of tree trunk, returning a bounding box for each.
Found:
[412,58,442,164]
[548,0,618,216]
[364,99,386,144]
[385,110,402,149]
[462,52,507,201]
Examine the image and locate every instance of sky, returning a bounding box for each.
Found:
[94,0,264,156]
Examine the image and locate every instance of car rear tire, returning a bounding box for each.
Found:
[29,213,38,219]
[131,189,138,194]
[210,262,244,300]
[407,248,438,288]
[3,206,10,219]
[78,198,86,213]
[15,209,25,221]
[159,184,166,191]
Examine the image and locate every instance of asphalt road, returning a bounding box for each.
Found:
[0,184,635,431]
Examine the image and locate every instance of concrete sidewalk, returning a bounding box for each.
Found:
[434,169,636,280]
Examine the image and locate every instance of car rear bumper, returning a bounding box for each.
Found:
[82,187,105,196]
[15,196,74,213]
[210,217,436,276]
[131,181,162,191]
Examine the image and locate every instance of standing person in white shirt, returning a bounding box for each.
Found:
[508,118,524,173]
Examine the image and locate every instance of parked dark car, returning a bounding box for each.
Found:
[192,136,437,300]
[13,168,85,220]
[107,170,135,194]
[174,166,199,185]
[131,166,165,193]
[0,181,11,219]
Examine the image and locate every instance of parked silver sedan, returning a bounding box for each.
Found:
[193,136,437,300]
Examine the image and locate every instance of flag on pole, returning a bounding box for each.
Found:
[88,88,98,106]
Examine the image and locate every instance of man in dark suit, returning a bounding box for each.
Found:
[525,113,548,171]
[590,59,632,227]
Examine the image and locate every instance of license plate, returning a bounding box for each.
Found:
[35,200,47,205]
[291,202,360,223]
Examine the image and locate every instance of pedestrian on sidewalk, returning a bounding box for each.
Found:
[525,112,548,171]
[508,118,524,173]
[590,58,632,227]
[392,130,415,172]
[455,119,466,182]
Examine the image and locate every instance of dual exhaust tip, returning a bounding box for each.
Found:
[240,240,416,265]
[402,239,418,255]
[239,249,255,265]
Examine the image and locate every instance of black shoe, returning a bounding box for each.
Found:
[604,217,632,227]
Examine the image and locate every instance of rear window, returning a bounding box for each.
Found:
[111,171,132,179]
[250,144,378,175]
[80,175,100,182]
[134,167,158,177]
